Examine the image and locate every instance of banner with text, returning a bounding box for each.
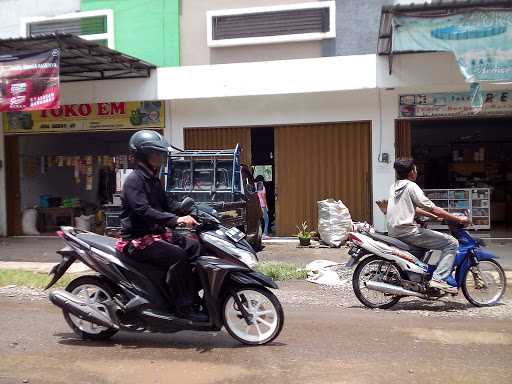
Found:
[0,49,60,112]
[399,90,512,118]
[3,100,165,134]
[393,11,512,83]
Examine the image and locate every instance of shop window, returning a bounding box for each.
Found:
[207,1,336,47]
[21,10,114,49]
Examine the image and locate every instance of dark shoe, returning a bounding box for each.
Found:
[177,307,209,322]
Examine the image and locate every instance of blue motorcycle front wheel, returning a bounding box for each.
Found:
[462,260,507,307]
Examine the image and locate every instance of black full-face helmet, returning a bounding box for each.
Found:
[129,130,169,160]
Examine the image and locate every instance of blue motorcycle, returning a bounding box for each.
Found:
[348,220,507,309]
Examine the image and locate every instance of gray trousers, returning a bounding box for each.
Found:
[397,228,459,281]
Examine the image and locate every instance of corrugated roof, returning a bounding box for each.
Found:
[0,33,156,82]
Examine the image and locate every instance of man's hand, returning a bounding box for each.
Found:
[457,216,470,225]
[177,215,199,228]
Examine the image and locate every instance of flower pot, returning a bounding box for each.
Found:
[299,237,311,247]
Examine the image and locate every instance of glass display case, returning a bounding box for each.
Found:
[424,188,491,230]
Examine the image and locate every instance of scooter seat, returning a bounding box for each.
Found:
[76,233,118,255]
[368,232,426,252]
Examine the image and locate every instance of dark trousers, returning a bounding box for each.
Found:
[131,231,201,310]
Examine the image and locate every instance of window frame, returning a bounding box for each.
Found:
[206,1,336,48]
[20,9,115,49]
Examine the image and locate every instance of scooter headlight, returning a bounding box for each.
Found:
[231,247,258,269]
[201,233,258,268]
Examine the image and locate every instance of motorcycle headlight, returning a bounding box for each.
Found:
[202,233,258,268]
[231,247,258,269]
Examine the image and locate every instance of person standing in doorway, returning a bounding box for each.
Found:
[255,175,270,238]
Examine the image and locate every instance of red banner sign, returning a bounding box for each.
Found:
[0,49,60,112]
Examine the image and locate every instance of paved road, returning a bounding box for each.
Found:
[1,295,511,384]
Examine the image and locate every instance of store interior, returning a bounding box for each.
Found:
[250,127,275,235]
[16,130,138,235]
[411,118,512,236]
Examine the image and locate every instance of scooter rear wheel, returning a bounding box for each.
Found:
[223,287,284,345]
[63,276,119,341]
[353,256,402,309]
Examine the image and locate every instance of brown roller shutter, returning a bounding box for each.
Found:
[395,119,412,158]
[184,127,252,165]
[274,122,372,236]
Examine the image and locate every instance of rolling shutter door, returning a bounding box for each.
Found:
[184,127,252,165]
[275,122,372,236]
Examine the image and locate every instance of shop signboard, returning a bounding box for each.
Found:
[393,11,512,83]
[0,49,60,112]
[399,90,512,118]
[3,100,165,134]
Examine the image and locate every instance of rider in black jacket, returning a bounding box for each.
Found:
[120,130,207,322]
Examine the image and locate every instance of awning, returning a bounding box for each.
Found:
[0,33,156,82]
[377,0,512,74]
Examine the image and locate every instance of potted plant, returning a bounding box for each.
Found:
[296,221,312,247]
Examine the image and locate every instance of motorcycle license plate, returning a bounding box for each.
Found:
[226,227,246,242]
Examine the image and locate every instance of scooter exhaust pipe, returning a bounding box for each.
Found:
[49,289,117,329]
[365,280,428,299]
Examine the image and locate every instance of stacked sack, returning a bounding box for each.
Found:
[317,199,352,247]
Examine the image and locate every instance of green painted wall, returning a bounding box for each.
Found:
[81,0,180,67]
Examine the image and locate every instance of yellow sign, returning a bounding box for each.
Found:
[3,100,165,134]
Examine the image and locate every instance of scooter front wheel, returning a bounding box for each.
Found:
[223,287,284,345]
[462,259,507,307]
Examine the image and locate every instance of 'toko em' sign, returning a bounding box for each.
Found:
[40,102,127,118]
[3,100,165,134]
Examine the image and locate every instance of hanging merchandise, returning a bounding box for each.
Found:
[86,175,93,191]
[74,157,81,184]
[40,155,46,174]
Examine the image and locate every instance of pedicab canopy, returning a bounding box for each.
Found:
[0,33,156,112]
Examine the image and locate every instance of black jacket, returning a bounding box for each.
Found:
[120,163,179,239]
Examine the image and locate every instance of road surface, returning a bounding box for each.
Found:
[1,290,511,384]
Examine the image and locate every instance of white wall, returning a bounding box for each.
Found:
[157,55,377,100]
[0,114,6,236]
[60,75,158,105]
[169,89,395,231]
[0,0,80,39]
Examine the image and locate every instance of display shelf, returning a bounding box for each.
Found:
[424,188,491,230]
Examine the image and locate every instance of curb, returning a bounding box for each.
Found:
[0,261,90,274]
[1,261,511,284]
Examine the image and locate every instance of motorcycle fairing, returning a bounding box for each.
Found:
[350,232,428,274]
[230,271,279,289]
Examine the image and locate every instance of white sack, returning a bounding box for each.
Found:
[75,214,95,231]
[22,208,40,235]
[306,259,346,286]
[317,198,352,247]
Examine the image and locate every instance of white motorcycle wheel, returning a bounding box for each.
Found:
[223,287,284,345]
[353,256,402,309]
[63,276,118,341]
[462,260,507,307]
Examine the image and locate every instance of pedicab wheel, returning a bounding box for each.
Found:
[63,276,119,341]
[462,260,506,307]
[353,255,402,309]
[223,287,284,345]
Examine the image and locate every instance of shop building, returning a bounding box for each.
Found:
[2,0,512,238]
